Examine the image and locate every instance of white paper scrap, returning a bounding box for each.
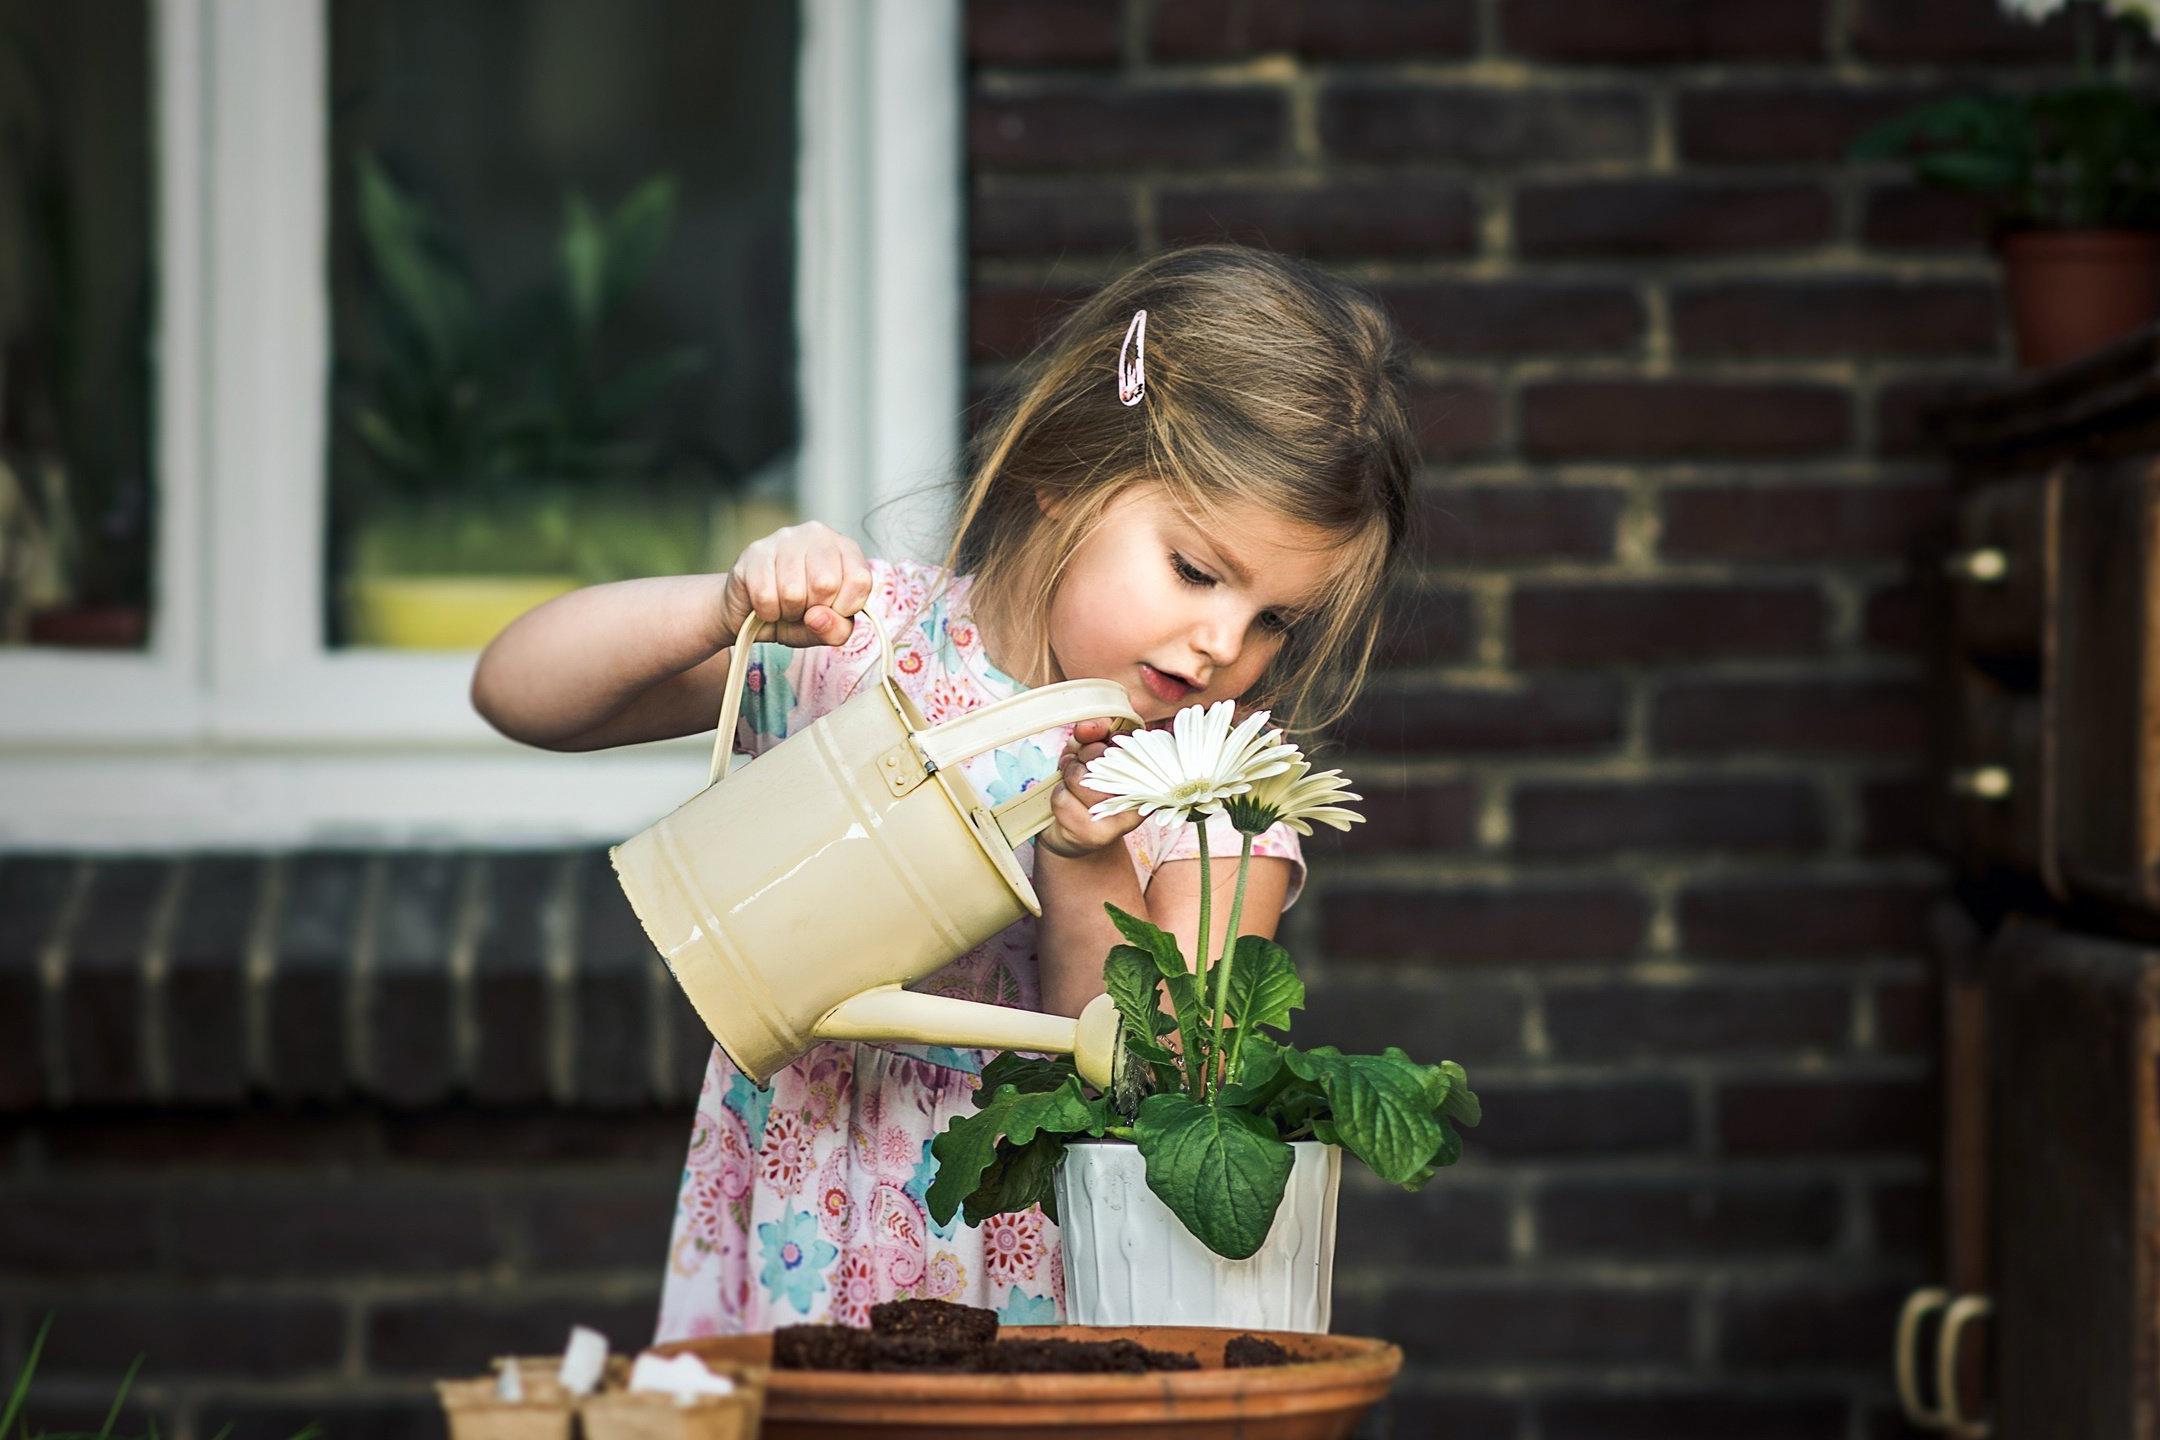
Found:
[494,1359,525,1404]
[628,1353,738,1402]
[559,1327,610,1397]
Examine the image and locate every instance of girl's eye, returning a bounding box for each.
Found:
[1258,610,1295,636]
[1169,552,1214,587]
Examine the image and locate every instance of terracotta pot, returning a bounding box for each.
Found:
[1998,228,2160,370]
[26,605,149,649]
[653,1325,1401,1440]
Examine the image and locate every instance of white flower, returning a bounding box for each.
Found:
[1999,0,2069,18]
[1082,700,1299,822]
[1222,756,1365,836]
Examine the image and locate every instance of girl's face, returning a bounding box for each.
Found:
[1040,484,1346,724]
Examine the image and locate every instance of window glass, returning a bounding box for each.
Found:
[0,2,154,650]
[326,0,798,650]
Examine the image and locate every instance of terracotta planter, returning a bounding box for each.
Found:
[1998,228,2160,370]
[26,605,149,649]
[654,1325,1401,1440]
[1054,1140,1340,1332]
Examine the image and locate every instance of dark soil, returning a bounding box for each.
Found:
[768,1299,1296,1375]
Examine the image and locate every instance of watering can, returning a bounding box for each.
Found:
[611,608,1144,1090]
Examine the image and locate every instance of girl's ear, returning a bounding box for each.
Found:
[1036,488,1064,519]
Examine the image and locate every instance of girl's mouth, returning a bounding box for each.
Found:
[1138,663,1194,705]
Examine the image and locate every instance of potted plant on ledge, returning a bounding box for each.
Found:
[1851,0,2160,369]
[926,702,1480,1332]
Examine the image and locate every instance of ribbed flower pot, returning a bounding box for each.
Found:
[1053,1138,1340,1332]
[1998,228,2160,370]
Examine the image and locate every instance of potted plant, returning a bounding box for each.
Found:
[1850,0,2160,369]
[926,703,1480,1332]
[336,151,749,649]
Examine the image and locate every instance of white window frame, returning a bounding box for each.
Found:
[0,0,962,850]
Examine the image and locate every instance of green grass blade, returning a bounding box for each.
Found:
[94,1356,143,1440]
[2,1313,55,1440]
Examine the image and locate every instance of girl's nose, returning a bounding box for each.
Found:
[1192,609,1241,673]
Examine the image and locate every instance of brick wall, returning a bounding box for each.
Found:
[1,2,2099,1438]
[966,0,2083,1434]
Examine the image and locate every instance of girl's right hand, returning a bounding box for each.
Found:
[716,522,874,649]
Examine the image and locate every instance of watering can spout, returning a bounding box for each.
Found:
[813,987,1120,1091]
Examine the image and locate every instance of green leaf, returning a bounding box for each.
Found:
[1282,1046,1447,1186]
[1438,1059,1481,1128]
[927,1079,1107,1227]
[1216,1033,1291,1108]
[1103,944,1168,1043]
[976,1052,1076,1102]
[1133,1093,1295,1260]
[1208,935,1303,1035]
[1106,904,1205,1081]
[561,191,606,342]
[965,1131,1066,1226]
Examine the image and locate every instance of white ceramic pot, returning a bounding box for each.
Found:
[1052,1139,1341,1332]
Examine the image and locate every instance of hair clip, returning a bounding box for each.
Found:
[1117,308,1147,407]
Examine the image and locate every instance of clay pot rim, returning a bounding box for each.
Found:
[656,1325,1401,1402]
[1994,226,2160,254]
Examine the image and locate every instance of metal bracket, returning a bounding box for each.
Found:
[877,737,938,797]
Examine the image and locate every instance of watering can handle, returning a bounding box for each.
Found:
[706,607,900,787]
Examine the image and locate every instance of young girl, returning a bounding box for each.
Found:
[471,244,1417,1338]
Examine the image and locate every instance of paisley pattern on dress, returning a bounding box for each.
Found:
[652,558,1305,1341]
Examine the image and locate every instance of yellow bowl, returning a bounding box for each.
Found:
[347,574,581,651]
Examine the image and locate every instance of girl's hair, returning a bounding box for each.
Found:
[942,244,1417,735]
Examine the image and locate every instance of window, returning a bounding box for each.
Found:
[0,0,963,849]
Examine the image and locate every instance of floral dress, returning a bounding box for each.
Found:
[652,557,1305,1340]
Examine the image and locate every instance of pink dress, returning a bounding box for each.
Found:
[652,557,1305,1339]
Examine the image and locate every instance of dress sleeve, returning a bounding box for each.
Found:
[1123,809,1307,912]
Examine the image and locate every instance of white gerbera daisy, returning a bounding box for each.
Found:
[1082,700,1300,822]
[1222,756,1365,836]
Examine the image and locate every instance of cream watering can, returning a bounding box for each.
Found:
[611,608,1143,1090]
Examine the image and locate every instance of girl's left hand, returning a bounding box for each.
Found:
[1037,718,1142,859]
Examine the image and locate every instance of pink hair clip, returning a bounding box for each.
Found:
[1117,308,1147,406]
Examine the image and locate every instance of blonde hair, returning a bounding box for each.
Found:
[941,245,1417,735]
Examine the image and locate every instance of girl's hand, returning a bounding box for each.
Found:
[715,522,874,649]
[1037,718,1144,860]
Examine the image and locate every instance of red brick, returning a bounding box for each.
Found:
[1678,83,1954,163]
[522,1183,681,1271]
[971,84,1289,171]
[1652,678,1926,756]
[1335,675,1628,754]
[1870,1179,1934,1258]
[1377,279,1645,356]
[1522,380,1851,459]
[1159,180,1477,257]
[1318,882,1649,963]
[1323,780,1480,854]
[1679,877,1936,958]
[368,1297,660,1376]
[1671,279,1999,358]
[1297,972,1526,1064]
[1851,0,2076,62]
[1321,85,1648,165]
[1719,1077,1933,1155]
[1405,378,1501,460]
[1660,480,1949,561]
[1381,584,1477,667]
[969,281,1093,361]
[1375,1282,1696,1366]
[1542,978,1850,1057]
[1537,1177,1842,1256]
[168,1188,500,1275]
[1719,1279,1919,1367]
[1859,775,1933,854]
[1334,1181,1512,1270]
[967,0,1123,64]
[33,1299,344,1382]
[1513,778,1827,857]
[1864,579,1928,653]
[0,1192,161,1273]
[1874,372,1999,455]
[970,179,1138,257]
[1873,977,1936,1053]
[1504,0,1827,61]
[39,1110,378,1168]
[1862,182,1997,250]
[1510,582,1826,666]
[1415,484,1623,563]
[1151,0,1476,59]
[1514,181,1833,258]
[379,1111,691,1166]
[1468,1079,1696,1155]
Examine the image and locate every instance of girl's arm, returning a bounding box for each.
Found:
[470,523,871,751]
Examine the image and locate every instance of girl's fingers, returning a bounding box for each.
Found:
[775,543,810,619]
[743,544,780,622]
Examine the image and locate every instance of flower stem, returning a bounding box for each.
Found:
[1203,834,1255,1101]
[1190,819,1212,1101]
